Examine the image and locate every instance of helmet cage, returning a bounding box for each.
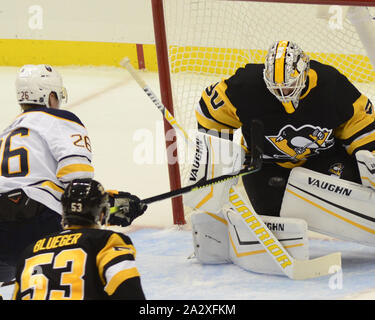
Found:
[263,41,310,105]
[263,68,307,104]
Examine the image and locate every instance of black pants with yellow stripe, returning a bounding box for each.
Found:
[242,144,361,217]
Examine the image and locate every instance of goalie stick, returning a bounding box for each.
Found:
[120,57,341,280]
[120,57,192,145]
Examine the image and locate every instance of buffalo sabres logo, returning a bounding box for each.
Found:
[266,124,334,161]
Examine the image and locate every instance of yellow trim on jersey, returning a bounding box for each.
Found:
[41,181,64,193]
[105,267,140,296]
[334,95,374,142]
[281,69,317,114]
[96,233,136,285]
[195,110,235,133]
[274,41,289,84]
[276,160,306,169]
[56,164,94,178]
[346,131,375,155]
[281,101,295,114]
[201,81,242,129]
[287,188,375,235]
[300,69,318,100]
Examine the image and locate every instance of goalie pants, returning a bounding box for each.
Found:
[0,193,62,282]
[242,144,362,217]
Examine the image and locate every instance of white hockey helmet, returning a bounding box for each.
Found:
[263,41,310,107]
[15,64,67,108]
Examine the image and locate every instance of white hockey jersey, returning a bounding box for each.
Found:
[0,108,94,214]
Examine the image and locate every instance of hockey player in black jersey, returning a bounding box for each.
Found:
[12,178,146,300]
[195,40,375,217]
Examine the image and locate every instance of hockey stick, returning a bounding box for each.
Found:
[120,57,192,145]
[120,58,341,279]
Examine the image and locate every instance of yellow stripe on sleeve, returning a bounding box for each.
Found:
[195,110,235,133]
[201,81,242,129]
[335,95,375,141]
[104,267,140,296]
[56,164,94,178]
[346,131,375,155]
[96,233,136,284]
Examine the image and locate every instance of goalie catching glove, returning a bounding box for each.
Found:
[355,150,375,190]
[106,190,147,227]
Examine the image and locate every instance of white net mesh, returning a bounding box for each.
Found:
[160,0,375,219]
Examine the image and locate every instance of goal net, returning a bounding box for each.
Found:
[151,0,375,225]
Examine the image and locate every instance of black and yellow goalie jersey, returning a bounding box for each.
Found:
[12,228,145,300]
[197,60,375,168]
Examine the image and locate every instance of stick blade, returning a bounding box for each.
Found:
[291,252,341,280]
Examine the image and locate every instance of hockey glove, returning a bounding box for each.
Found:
[107,191,148,227]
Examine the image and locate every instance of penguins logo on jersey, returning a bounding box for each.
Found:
[328,162,344,178]
[266,124,334,161]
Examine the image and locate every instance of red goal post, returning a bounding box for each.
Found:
[151,0,375,226]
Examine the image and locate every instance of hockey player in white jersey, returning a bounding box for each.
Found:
[0,65,147,283]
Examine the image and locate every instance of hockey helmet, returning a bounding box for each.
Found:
[263,41,310,109]
[61,179,109,227]
[15,64,67,108]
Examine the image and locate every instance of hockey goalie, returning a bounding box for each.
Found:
[184,38,375,278]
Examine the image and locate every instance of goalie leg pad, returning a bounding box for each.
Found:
[281,166,375,246]
[191,210,231,264]
[224,207,309,275]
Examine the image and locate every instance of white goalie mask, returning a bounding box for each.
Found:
[15,64,68,108]
[263,41,310,109]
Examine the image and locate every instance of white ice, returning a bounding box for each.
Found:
[0,66,375,300]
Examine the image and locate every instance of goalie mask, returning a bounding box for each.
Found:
[61,179,109,227]
[263,41,310,112]
[15,64,68,108]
